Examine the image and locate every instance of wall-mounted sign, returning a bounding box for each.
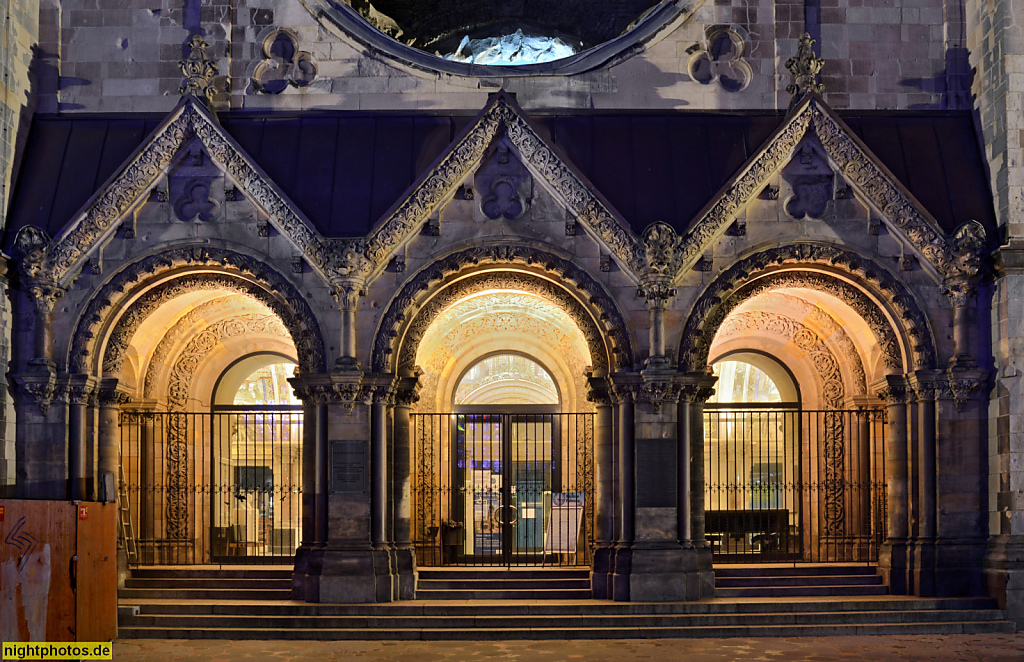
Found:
[330,440,367,494]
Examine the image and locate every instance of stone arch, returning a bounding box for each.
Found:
[142,299,288,399]
[372,244,634,374]
[679,243,936,374]
[67,245,326,375]
[712,311,847,407]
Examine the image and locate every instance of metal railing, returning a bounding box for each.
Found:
[119,407,303,565]
[704,407,887,564]
[411,411,595,567]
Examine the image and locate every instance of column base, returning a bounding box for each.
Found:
[909,537,936,596]
[879,539,910,594]
[591,545,614,599]
[612,544,714,602]
[393,546,417,600]
[296,545,396,603]
[291,544,322,602]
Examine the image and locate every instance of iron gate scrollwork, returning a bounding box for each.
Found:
[119,407,303,565]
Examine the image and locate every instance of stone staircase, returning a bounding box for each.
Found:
[120,566,293,601]
[416,567,592,600]
[117,565,1016,639]
[714,564,888,598]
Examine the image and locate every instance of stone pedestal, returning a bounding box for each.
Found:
[880,539,910,595]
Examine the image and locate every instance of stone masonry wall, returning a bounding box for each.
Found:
[40,0,963,113]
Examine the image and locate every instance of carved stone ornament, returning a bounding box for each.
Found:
[944,366,987,414]
[69,246,325,375]
[252,29,318,94]
[26,280,66,316]
[12,225,53,280]
[637,281,677,307]
[39,97,344,288]
[680,244,936,373]
[365,94,645,279]
[643,222,680,276]
[786,32,825,101]
[636,376,685,414]
[397,271,609,373]
[687,26,753,93]
[178,35,221,105]
[676,96,973,285]
[372,245,633,373]
[13,370,58,415]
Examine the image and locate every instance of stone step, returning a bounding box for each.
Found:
[417,578,591,590]
[129,567,292,580]
[121,597,998,616]
[415,588,593,600]
[120,608,1010,630]
[714,565,878,577]
[417,568,589,580]
[117,619,1017,640]
[124,577,293,590]
[118,587,292,600]
[715,584,889,598]
[714,574,883,588]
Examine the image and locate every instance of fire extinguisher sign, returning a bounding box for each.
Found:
[0,505,5,522]
[79,505,88,520]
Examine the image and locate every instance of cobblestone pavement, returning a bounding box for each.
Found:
[114,634,1024,661]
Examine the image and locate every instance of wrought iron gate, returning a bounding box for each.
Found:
[119,407,303,565]
[412,411,594,567]
[704,407,887,563]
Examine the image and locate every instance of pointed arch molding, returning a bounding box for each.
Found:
[33,98,334,287]
[371,245,634,373]
[68,245,326,374]
[680,244,936,374]
[364,96,645,276]
[677,95,982,279]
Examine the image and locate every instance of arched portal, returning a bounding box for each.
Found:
[389,254,623,568]
[686,247,915,565]
[88,249,323,566]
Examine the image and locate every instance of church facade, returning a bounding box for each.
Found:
[0,0,1022,627]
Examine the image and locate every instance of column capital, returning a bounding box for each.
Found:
[873,375,909,405]
[56,373,99,406]
[97,378,133,408]
[11,367,58,416]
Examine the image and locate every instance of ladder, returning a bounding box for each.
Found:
[117,461,139,566]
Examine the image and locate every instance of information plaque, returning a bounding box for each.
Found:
[330,440,367,494]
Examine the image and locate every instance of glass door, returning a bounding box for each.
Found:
[451,410,557,564]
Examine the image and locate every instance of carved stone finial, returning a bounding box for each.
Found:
[12,225,52,280]
[786,33,825,105]
[179,35,220,105]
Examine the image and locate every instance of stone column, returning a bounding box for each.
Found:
[908,372,939,596]
[586,370,615,599]
[287,377,330,602]
[64,375,98,501]
[97,382,131,503]
[876,376,910,594]
[610,377,636,601]
[392,372,420,600]
[12,280,65,498]
[686,375,717,598]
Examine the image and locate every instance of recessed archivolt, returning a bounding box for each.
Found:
[142,297,288,399]
[731,291,867,395]
[398,271,607,375]
[680,244,935,373]
[69,245,325,375]
[373,244,633,373]
[714,310,846,407]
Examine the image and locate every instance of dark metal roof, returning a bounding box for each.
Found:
[4,108,995,247]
